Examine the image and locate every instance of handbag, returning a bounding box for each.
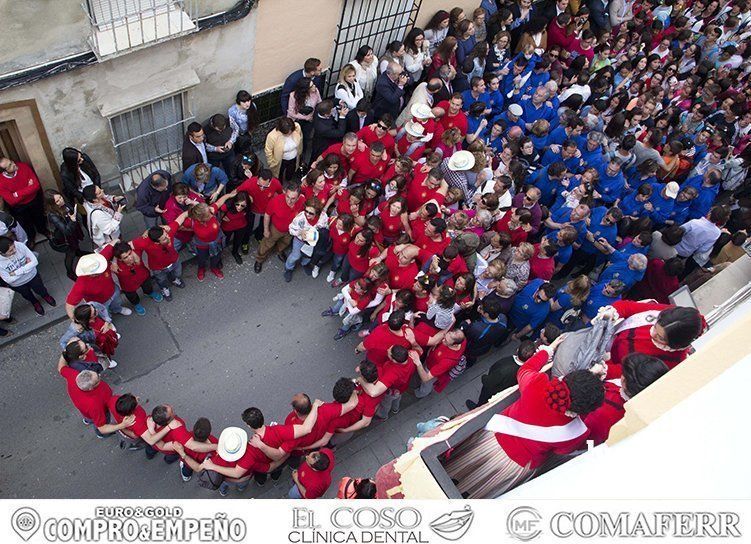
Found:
[0,287,14,320]
[198,469,224,490]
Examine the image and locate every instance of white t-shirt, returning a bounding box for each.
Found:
[282,136,298,160]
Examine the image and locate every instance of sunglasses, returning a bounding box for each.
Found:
[304,210,316,215]
[377,124,389,130]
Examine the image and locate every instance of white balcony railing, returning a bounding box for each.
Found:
[82,0,198,60]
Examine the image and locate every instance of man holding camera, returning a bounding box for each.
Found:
[373,62,409,120]
[82,185,125,250]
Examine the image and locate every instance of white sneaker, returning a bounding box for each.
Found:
[118,308,132,316]
[326,271,336,283]
[312,266,320,278]
[108,359,118,369]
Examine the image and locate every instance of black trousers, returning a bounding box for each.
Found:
[474,356,519,406]
[10,192,47,242]
[208,152,236,177]
[225,226,251,254]
[122,277,156,305]
[10,272,49,304]
[247,212,265,241]
[279,159,297,183]
[555,250,599,279]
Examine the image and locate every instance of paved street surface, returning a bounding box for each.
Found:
[0,235,505,499]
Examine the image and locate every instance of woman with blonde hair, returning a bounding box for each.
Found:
[334,64,364,110]
[504,242,534,290]
[435,127,463,159]
[549,275,591,329]
[488,31,512,75]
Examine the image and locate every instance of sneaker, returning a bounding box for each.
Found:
[321,307,336,317]
[33,302,45,316]
[134,304,146,316]
[42,295,57,306]
[179,461,192,482]
[211,268,224,279]
[465,400,478,411]
[241,243,250,255]
[172,278,185,288]
[127,442,144,451]
[334,327,352,341]
[391,405,400,415]
[82,418,92,426]
[254,261,262,274]
[118,307,132,316]
[283,269,293,282]
[197,268,206,282]
[218,482,230,497]
[108,359,118,369]
[326,271,336,283]
[161,287,172,301]
[149,291,163,302]
[312,266,320,278]
[232,253,243,265]
[0,328,10,337]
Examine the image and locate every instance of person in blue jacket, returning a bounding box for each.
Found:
[548,116,585,147]
[687,168,722,220]
[461,76,491,112]
[531,161,568,207]
[483,74,505,119]
[577,131,607,171]
[648,182,679,225]
[599,252,648,291]
[666,186,699,225]
[595,158,626,205]
[542,140,583,172]
[618,183,653,218]
[582,279,625,323]
[492,103,526,134]
[520,86,555,129]
[509,280,556,339]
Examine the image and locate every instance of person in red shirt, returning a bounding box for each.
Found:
[329,360,384,446]
[167,417,219,482]
[160,183,200,252]
[146,405,218,472]
[627,257,683,304]
[381,156,414,188]
[0,158,46,244]
[185,192,237,281]
[347,142,389,186]
[601,300,705,379]
[443,339,604,498]
[335,228,379,286]
[383,244,420,290]
[300,169,335,210]
[412,328,467,397]
[495,207,533,246]
[219,192,251,265]
[239,403,322,484]
[432,94,469,142]
[66,246,132,318]
[57,356,130,438]
[290,448,335,499]
[321,214,354,284]
[582,354,668,446]
[357,310,418,366]
[413,217,450,257]
[377,196,412,243]
[254,184,304,273]
[131,211,188,301]
[529,239,558,281]
[111,241,162,315]
[107,393,181,456]
[236,168,283,245]
[312,134,358,173]
[406,168,448,212]
[357,116,396,157]
[358,345,417,420]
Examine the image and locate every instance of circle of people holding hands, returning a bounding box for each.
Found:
[2,0,747,499]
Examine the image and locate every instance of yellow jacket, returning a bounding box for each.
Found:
[264,123,303,177]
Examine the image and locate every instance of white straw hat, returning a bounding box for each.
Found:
[447,150,476,171]
[411,103,435,120]
[75,253,108,277]
[217,427,248,462]
[508,104,523,117]
[404,121,432,141]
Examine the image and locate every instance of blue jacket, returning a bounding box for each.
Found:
[280,69,325,115]
[372,73,405,119]
[182,163,228,195]
[135,170,172,218]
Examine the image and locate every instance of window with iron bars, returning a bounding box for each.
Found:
[108,92,193,190]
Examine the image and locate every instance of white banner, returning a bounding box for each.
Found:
[0,499,749,543]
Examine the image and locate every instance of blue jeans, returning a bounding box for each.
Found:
[331,253,345,272]
[152,260,183,288]
[104,285,124,314]
[288,484,303,499]
[339,256,364,283]
[143,215,161,229]
[196,247,221,270]
[285,238,311,271]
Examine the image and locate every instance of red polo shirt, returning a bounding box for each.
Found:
[321,143,356,172]
[378,360,416,394]
[357,126,396,157]
[283,403,344,453]
[236,176,283,214]
[425,340,467,379]
[0,162,40,206]
[297,448,335,499]
[60,366,112,426]
[107,395,149,438]
[328,385,384,430]
[131,221,180,272]
[363,323,413,366]
[349,150,388,185]
[329,217,353,255]
[384,247,419,290]
[266,193,304,233]
[435,101,469,136]
[66,245,116,305]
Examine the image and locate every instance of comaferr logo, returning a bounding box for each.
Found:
[429,506,474,541]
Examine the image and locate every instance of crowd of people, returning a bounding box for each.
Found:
[2,0,747,499]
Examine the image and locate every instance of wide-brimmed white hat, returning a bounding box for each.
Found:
[447,150,476,171]
[75,253,108,277]
[508,104,523,117]
[665,181,680,199]
[217,427,248,462]
[411,103,435,120]
[404,121,432,141]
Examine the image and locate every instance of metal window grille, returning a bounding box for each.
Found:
[327,0,423,95]
[108,92,193,189]
[82,0,198,59]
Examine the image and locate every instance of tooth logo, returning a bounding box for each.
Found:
[429,505,474,541]
[11,507,41,542]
